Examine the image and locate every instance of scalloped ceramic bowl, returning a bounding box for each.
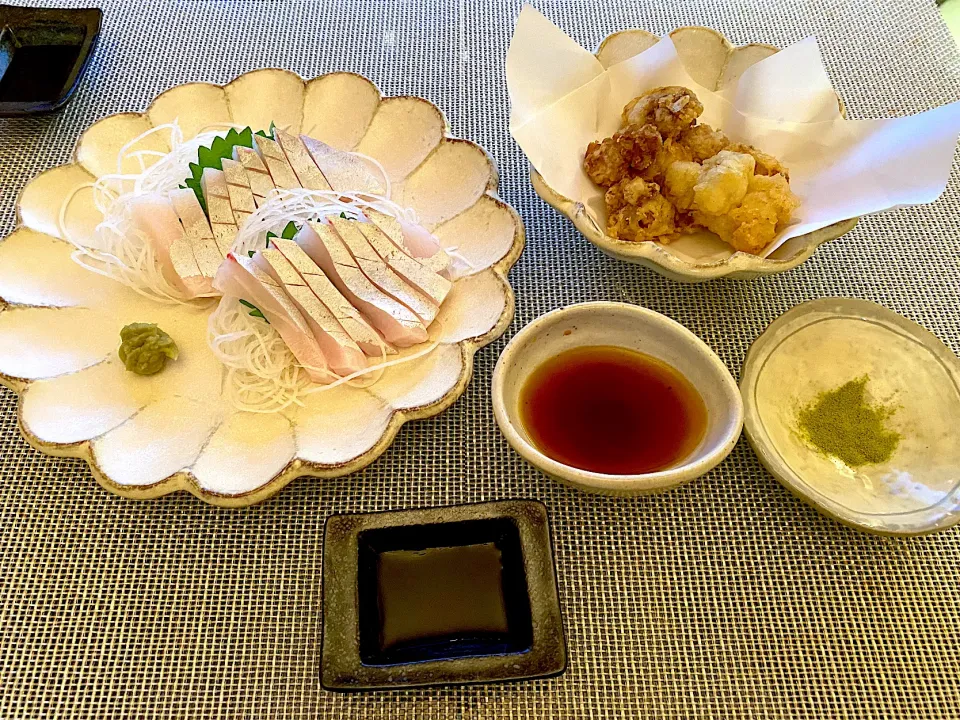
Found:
[0,70,524,507]
[530,27,858,283]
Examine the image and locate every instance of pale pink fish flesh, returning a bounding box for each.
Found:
[127,194,210,298]
[212,253,332,384]
[364,209,451,276]
[300,135,386,196]
[234,146,276,208]
[200,167,238,255]
[254,135,302,189]
[254,247,366,376]
[274,129,332,191]
[272,237,394,357]
[328,216,439,325]
[355,221,451,306]
[221,158,256,227]
[168,188,223,280]
[296,221,427,347]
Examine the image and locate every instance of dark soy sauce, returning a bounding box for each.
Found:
[519,345,708,475]
[0,45,82,102]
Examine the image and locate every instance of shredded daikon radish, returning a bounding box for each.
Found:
[230,188,418,257]
[58,121,236,303]
[208,295,443,414]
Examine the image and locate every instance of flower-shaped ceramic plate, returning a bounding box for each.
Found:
[530,27,857,283]
[0,70,524,507]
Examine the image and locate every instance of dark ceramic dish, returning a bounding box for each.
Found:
[321,500,567,691]
[0,4,101,116]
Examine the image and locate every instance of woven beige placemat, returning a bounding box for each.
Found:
[1,0,959,717]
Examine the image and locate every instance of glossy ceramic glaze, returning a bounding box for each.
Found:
[492,302,744,494]
[0,70,524,506]
[741,298,960,535]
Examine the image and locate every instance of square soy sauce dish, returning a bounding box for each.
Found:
[321,500,567,691]
[0,5,102,116]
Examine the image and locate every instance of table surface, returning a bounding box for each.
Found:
[2,1,959,718]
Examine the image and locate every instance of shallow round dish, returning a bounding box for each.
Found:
[0,69,525,507]
[530,26,857,283]
[492,302,743,495]
[740,298,960,535]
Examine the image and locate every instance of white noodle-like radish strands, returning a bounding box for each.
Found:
[230,188,419,258]
[208,295,443,413]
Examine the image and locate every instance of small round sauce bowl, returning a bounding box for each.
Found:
[492,302,744,495]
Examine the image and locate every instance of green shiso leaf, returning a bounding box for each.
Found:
[182,126,265,214]
[265,221,299,243]
[238,298,269,324]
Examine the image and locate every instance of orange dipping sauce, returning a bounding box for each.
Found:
[518,345,707,475]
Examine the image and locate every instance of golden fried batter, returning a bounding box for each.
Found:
[663,160,702,211]
[622,86,704,139]
[692,151,755,215]
[638,138,693,185]
[694,173,800,254]
[728,142,790,179]
[605,177,676,242]
[679,124,731,162]
[585,86,798,254]
[584,123,663,188]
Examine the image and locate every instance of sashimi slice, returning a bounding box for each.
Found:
[234,146,276,208]
[200,168,238,255]
[221,158,256,227]
[300,135,386,195]
[128,194,208,298]
[254,247,365,376]
[355,221,451,306]
[328,216,439,325]
[274,129,331,191]
[212,253,331,384]
[364,209,451,276]
[253,135,301,190]
[271,237,394,357]
[297,221,427,347]
[169,188,223,279]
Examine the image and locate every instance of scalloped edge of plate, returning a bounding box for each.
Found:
[0,69,525,507]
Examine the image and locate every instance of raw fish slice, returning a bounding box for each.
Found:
[272,238,394,357]
[365,208,451,276]
[234,146,276,208]
[300,135,386,195]
[274,129,332,191]
[200,168,238,255]
[297,221,427,347]
[169,188,223,279]
[253,135,302,190]
[127,194,209,298]
[328,216,439,325]
[355,221,451,306]
[254,247,366,376]
[213,253,331,384]
[221,158,256,227]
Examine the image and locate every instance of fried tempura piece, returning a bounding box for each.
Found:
[679,124,731,162]
[693,151,755,215]
[638,138,694,185]
[584,124,662,187]
[663,160,702,211]
[665,152,754,216]
[694,173,800,254]
[622,86,704,139]
[728,142,789,179]
[605,177,676,242]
